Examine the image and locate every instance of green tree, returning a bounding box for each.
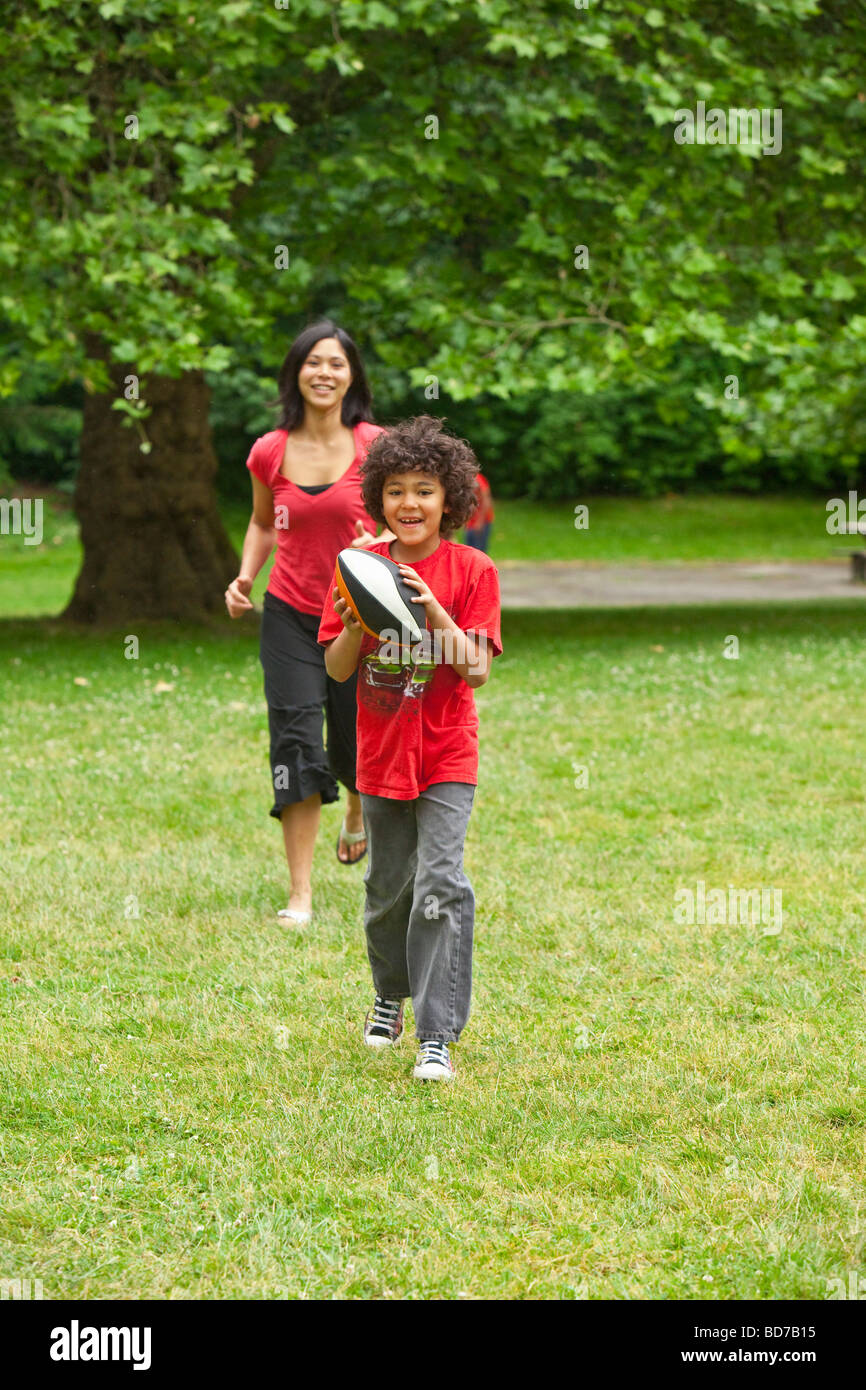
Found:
[258,0,864,481]
[2,0,336,620]
[3,0,864,620]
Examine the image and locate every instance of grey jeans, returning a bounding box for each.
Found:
[360,782,476,1043]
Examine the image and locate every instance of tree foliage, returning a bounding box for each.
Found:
[249,0,865,476]
[2,0,865,497]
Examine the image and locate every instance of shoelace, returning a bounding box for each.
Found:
[418,1040,450,1065]
[371,996,402,1030]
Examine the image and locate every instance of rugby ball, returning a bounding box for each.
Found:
[335,548,426,644]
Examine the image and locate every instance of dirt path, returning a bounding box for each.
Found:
[496,559,866,608]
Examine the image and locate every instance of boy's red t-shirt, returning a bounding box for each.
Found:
[246,421,383,616]
[318,539,503,799]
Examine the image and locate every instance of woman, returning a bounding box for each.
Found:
[225,321,392,925]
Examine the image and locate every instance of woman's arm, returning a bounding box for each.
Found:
[225,476,276,617]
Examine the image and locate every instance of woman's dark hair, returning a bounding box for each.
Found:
[274,320,374,430]
[360,415,479,537]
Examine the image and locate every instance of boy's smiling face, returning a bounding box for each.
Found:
[383,470,448,560]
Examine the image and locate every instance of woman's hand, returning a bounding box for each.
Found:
[350,519,378,549]
[225,574,254,618]
[332,587,363,633]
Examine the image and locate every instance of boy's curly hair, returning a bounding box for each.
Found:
[360,415,480,536]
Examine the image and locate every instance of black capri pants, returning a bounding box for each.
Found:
[259,590,359,820]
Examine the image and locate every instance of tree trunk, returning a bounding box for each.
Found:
[65,348,239,625]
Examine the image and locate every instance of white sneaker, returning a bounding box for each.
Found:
[413,1039,455,1081]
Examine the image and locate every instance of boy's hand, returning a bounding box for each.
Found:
[397,564,447,627]
[332,587,363,634]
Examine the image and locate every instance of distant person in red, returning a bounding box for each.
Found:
[464,471,494,552]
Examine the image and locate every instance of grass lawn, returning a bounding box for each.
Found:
[1,491,853,622]
[1,590,864,1298]
[486,493,852,565]
[222,492,851,566]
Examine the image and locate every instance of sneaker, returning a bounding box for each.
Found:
[364,996,405,1048]
[413,1039,455,1082]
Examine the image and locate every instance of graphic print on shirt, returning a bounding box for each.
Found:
[358,609,464,713]
[358,613,458,714]
[360,643,437,713]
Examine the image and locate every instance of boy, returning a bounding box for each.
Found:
[318,416,502,1081]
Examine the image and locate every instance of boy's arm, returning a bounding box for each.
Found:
[431,618,491,688]
[397,564,493,688]
[323,588,364,681]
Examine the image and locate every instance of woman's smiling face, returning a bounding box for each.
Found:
[298,337,352,413]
